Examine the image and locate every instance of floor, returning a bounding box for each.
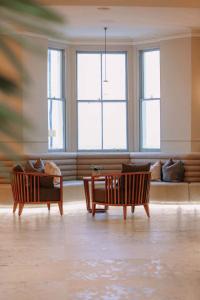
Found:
[0,201,200,300]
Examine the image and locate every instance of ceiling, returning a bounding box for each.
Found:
[50,6,200,42]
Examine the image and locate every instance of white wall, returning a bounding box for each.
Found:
[22,36,48,154]
[160,37,192,152]
[14,35,200,154]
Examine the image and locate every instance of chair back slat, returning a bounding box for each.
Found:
[92,172,151,206]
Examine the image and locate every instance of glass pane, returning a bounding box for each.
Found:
[48,100,64,150]
[103,102,127,149]
[48,49,62,98]
[102,53,126,100]
[78,102,102,150]
[143,50,160,99]
[142,100,160,149]
[77,53,101,100]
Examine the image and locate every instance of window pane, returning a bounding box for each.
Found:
[103,102,127,149]
[48,100,64,150]
[102,53,126,100]
[143,50,160,99]
[48,49,62,98]
[77,53,101,100]
[141,100,160,149]
[78,103,102,150]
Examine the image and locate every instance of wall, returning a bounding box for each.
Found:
[4,34,199,155]
[22,35,48,153]
[160,37,192,152]
[191,37,200,151]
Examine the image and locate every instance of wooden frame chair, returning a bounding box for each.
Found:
[11,171,63,216]
[91,172,151,220]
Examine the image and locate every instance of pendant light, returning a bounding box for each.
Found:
[104,27,108,82]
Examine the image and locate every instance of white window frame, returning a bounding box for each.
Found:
[76,51,128,152]
[139,48,161,152]
[48,47,66,152]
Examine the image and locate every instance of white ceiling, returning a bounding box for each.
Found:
[51,6,200,42]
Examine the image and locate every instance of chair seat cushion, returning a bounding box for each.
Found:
[39,187,61,202]
[29,187,60,202]
[94,187,106,203]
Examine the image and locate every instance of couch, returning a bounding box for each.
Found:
[1,152,200,203]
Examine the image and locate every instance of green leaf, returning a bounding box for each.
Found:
[1,9,65,40]
[0,0,64,23]
[0,103,31,141]
[0,75,20,95]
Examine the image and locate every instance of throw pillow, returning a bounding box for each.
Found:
[24,159,54,188]
[25,160,44,173]
[13,164,24,173]
[34,158,44,172]
[44,161,61,185]
[120,163,151,201]
[162,158,184,182]
[122,162,151,173]
[150,161,162,181]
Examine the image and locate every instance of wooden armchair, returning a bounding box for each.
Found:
[11,171,63,216]
[91,172,151,220]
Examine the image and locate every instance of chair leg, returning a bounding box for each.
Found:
[92,204,96,217]
[144,204,150,218]
[18,203,24,216]
[123,206,127,220]
[58,201,63,216]
[13,202,18,213]
[105,205,109,211]
[131,206,135,214]
[47,203,50,211]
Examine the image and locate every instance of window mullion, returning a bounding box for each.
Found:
[101,52,103,150]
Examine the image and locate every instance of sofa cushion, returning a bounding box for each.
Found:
[162,159,184,182]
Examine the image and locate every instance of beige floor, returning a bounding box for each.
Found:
[0,201,200,300]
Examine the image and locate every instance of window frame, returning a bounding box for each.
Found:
[139,48,161,152]
[48,47,66,152]
[76,51,128,152]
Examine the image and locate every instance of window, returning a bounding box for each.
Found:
[77,52,127,150]
[140,49,160,151]
[48,48,65,151]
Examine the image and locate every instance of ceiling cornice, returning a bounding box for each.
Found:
[39,0,200,8]
[22,30,200,46]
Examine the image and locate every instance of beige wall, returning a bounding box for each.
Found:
[191,37,200,151]
[160,37,192,153]
[22,36,48,154]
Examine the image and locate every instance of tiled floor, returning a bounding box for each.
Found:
[0,202,200,300]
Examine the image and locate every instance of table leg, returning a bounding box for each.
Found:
[83,178,107,214]
[84,180,92,213]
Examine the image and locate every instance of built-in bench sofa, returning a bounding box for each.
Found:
[1,152,200,204]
